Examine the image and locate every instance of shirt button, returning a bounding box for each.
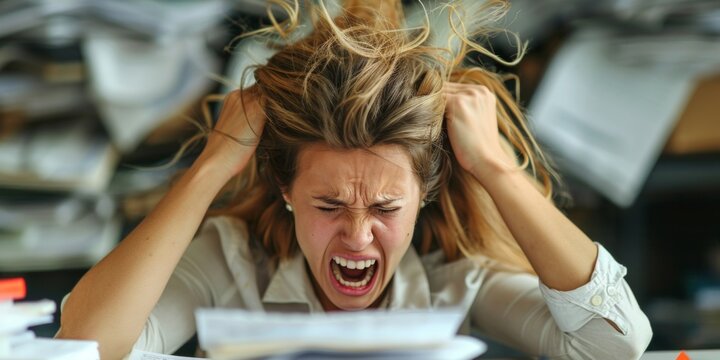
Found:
[591,295,603,306]
[607,286,617,296]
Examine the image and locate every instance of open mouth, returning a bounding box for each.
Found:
[329,256,379,296]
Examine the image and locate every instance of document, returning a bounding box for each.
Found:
[0,338,98,360]
[127,349,205,360]
[528,28,719,206]
[0,119,118,193]
[195,308,486,360]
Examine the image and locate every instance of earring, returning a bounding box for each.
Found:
[420,200,426,208]
[285,203,293,212]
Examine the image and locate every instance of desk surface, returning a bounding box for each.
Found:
[641,349,720,360]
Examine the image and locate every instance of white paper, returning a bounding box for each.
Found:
[528,28,719,207]
[0,120,118,193]
[0,312,52,335]
[195,308,485,360]
[88,0,228,38]
[85,28,218,153]
[253,335,485,360]
[0,214,120,271]
[1,338,99,360]
[127,349,206,360]
[0,197,86,230]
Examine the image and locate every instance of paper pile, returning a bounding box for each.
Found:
[528,27,720,207]
[0,194,120,271]
[195,308,486,360]
[0,278,99,360]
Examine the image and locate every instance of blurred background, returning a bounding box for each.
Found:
[0,0,718,357]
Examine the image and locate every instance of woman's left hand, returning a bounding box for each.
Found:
[444,82,514,183]
[444,83,601,294]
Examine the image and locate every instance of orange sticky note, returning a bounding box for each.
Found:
[676,350,690,360]
[0,277,26,300]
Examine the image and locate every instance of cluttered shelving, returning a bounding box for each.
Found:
[0,0,261,272]
[1,0,719,357]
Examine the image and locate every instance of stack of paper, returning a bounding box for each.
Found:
[611,0,720,32]
[195,308,486,359]
[528,27,720,207]
[0,119,118,194]
[0,278,99,360]
[0,196,120,271]
[83,26,219,153]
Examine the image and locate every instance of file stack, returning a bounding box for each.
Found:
[0,278,99,360]
[195,308,487,360]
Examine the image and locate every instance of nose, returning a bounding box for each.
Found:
[340,213,374,251]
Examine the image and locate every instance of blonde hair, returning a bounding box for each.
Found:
[210,0,557,273]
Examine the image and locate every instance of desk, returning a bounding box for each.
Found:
[641,349,720,359]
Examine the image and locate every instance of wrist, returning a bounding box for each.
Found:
[188,152,237,190]
[469,155,516,187]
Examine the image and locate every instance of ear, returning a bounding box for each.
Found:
[281,187,291,204]
[420,189,428,206]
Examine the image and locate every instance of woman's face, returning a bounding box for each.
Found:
[283,143,422,311]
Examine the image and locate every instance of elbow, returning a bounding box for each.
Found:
[56,306,85,340]
[56,302,97,341]
[566,316,653,360]
[57,330,132,360]
[615,315,653,360]
[57,313,134,360]
[55,321,94,342]
[55,318,100,351]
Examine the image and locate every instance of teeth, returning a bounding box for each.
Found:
[332,262,376,288]
[332,257,376,269]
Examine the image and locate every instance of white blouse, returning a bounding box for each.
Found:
[131,216,652,359]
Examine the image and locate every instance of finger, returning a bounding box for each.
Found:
[444,81,491,94]
[443,81,466,88]
[443,81,478,90]
[443,85,464,96]
[443,81,464,93]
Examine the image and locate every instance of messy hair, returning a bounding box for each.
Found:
[209,0,556,272]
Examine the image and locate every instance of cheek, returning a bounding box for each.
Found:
[377,214,416,253]
[295,214,336,262]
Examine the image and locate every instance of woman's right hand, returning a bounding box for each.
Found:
[198,86,266,180]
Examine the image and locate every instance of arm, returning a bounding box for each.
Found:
[444,81,596,291]
[445,83,654,356]
[443,82,642,334]
[471,251,652,359]
[56,89,264,359]
[134,217,239,354]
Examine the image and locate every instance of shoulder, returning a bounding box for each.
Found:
[193,215,252,251]
[419,250,537,308]
[199,215,251,243]
[181,216,257,275]
[402,249,489,311]
[422,251,488,286]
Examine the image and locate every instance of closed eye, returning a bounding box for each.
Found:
[375,207,400,215]
[317,207,399,215]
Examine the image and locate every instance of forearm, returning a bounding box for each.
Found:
[473,161,598,291]
[57,157,230,358]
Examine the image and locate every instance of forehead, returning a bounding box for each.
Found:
[293,143,419,198]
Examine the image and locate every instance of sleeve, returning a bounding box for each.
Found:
[470,243,653,360]
[132,218,238,354]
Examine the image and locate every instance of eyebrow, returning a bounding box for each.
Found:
[311,195,402,207]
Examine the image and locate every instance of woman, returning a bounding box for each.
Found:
[58,0,653,358]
